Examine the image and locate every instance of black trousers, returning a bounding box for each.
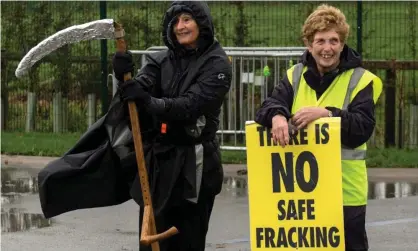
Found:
[138,189,216,251]
[344,205,368,251]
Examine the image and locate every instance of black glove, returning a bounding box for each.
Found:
[112,51,134,82]
[119,79,151,105]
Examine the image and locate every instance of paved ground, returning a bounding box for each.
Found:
[1,155,418,250]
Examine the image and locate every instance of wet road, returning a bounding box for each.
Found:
[1,165,418,250]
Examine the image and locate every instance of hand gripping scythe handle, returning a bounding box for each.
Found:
[113,22,179,250]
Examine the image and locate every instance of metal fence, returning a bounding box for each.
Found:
[1,1,417,149]
[127,47,305,150]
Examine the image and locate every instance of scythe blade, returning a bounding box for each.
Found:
[15,18,116,78]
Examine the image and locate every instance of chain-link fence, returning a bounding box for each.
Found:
[1,1,417,148]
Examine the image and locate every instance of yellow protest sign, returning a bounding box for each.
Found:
[245,118,345,250]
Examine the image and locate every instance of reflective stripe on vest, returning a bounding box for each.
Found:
[342,67,366,109]
[291,63,304,104]
[291,63,366,160]
[342,148,366,159]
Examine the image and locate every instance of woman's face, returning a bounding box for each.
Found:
[173,13,199,48]
[307,29,344,75]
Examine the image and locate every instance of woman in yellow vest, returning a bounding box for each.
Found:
[255,4,382,251]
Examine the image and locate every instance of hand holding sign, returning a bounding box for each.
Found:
[271,115,301,147]
[292,107,330,130]
[271,115,289,147]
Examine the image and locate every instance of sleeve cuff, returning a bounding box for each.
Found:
[272,108,291,120]
[325,107,342,117]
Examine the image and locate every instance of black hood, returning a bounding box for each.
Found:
[302,44,363,73]
[162,1,214,54]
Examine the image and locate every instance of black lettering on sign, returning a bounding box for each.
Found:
[295,151,319,193]
[272,152,294,192]
[277,227,288,248]
[316,227,327,247]
[256,126,277,147]
[289,130,299,145]
[315,124,320,144]
[286,200,297,220]
[256,228,263,248]
[265,227,275,248]
[321,123,330,144]
[315,123,330,144]
[257,126,265,146]
[307,199,315,220]
[277,199,316,221]
[289,128,308,145]
[254,226,341,248]
[328,227,341,247]
[277,200,286,220]
[298,227,309,247]
[272,151,319,193]
[288,227,297,248]
[255,227,276,248]
[300,128,308,144]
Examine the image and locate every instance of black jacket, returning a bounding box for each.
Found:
[38,1,231,219]
[255,45,376,148]
[128,0,232,212]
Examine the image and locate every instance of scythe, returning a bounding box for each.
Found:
[15,19,179,250]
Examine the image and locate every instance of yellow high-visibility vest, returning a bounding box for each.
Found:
[287,63,383,205]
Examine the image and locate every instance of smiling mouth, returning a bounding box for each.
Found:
[321,54,333,59]
[177,32,191,36]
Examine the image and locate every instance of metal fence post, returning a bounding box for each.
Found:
[1,48,7,131]
[100,1,109,116]
[385,66,397,147]
[357,1,363,56]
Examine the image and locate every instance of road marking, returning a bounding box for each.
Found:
[367,217,418,227]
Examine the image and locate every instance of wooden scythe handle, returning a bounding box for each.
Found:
[113,22,179,251]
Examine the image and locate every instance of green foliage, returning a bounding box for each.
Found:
[2,1,417,61]
[1,132,81,156]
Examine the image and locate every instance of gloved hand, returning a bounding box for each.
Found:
[112,51,134,82]
[118,79,151,106]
